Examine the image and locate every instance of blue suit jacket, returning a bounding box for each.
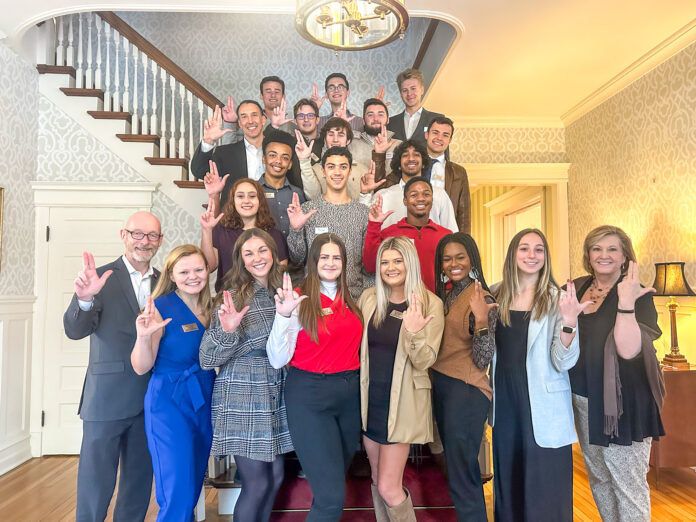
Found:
[489,292,580,448]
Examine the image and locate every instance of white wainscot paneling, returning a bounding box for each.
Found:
[0,296,35,475]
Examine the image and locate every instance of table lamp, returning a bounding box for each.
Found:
[652,262,694,367]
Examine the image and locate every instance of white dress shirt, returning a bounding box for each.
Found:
[78,255,154,311]
[244,139,264,181]
[429,154,446,189]
[403,107,423,139]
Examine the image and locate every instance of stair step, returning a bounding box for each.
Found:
[60,87,104,100]
[116,133,160,144]
[145,157,189,169]
[37,64,76,78]
[87,110,131,122]
[207,467,241,489]
[173,180,204,189]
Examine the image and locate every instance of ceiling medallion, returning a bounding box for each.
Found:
[296,0,409,53]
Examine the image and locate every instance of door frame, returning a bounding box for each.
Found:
[30,182,156,456]
[465,163,571,282]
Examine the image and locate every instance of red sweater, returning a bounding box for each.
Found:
[363,218,452,292]
[292,292,362,374]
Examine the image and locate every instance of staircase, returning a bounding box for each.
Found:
[36,11,215,219]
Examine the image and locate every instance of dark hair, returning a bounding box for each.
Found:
[390,139,431,179]
[363,98,389,117]
[319,117,354,144]
[434,233,490,311]
[321,146,353,168]
[259,76,285,95]
[236,99,264,115]
[298,234,362,342]
[220,178,276,231]
[293,98,319,118]
[262,129,297,153]
[403,176,432,197]
[428,115,455,137]
[325,72,349,91]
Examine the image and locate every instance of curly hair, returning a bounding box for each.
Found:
[389,139,431,179]
[219,178,276,231]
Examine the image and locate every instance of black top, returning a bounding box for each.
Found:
[367,301,408,389]
[568,277,664,446]
[494,310,530,377]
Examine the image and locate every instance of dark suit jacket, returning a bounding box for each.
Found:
[444,160,471,234]
[63,257,159,422]
[191,139,304,209]
[387,107,444,147]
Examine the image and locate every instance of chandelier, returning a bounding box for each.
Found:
[296,0,409,52]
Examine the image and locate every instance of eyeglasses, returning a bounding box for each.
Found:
[296,113,316,121]
[125,229,162,241]
[326,84,347,92]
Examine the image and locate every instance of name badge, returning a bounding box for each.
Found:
[315,227,329,235]
[265,192,275,199]
[321,307,334,316]
[181,323,199,332]
[386,152,393,160]
[311,153,320,163]
[389,310,404,320]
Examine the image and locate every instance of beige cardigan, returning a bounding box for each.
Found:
[358,287,445,444]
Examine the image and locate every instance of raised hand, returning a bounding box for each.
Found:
[360,160,386,194]
[74,251,112,301]
[218,290,250,333]
[295,130,314,160]
[271,96,294,128]
[203,160,229,197]
[617,260,655,308]
[469,280,498,324]
[287,192,317,231]
[368,193,394,223]
[559,280,592,324]
[203,105,234,145]
[311,83,327,110]
[221,95,238,124]
[200,197,224,230]
[333,100,355,122]
[375,86,391,107]
[373,124,395,154]
[135,296,171,338]
[274,272,308,317]
[403,293,434,333]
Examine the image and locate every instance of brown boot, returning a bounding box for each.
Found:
[386,487,416,522]
[371,483,390,522]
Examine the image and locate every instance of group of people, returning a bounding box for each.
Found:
[65,67,665,522]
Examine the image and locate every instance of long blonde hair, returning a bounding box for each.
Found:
[373,236,429,327]
[496,228,558,326]
[151,244,213,322]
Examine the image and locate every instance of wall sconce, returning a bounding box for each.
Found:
[652,262,695,367]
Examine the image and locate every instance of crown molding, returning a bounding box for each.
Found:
[562,18,696,126]
[451,116,564,129]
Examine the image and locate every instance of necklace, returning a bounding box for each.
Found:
[587,279,611,305]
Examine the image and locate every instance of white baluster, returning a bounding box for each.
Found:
[198,99,207,145]
[66,15,74,67]
[76,14,84,86]
[85,14,93,88]
[177,85,186,158]
[132,47,140,134]
[169,74,177,157]
[151,61,160,136]
[112,28,121,111]
[142,53,151,134]
[122,36,130,114]
[160,67,168,152]
[94,15,103,90]
[187,90,195,159]
[56,17,65,66]
[103,23,111,109]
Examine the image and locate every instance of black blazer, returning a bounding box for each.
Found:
[191,139,304,209]
[63,257,159,422]
[387,107,444,148]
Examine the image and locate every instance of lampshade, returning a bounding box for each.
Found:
[652,262,695,297]
[296,0,409,52]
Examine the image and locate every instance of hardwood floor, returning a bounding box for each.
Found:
[1,446,694,521]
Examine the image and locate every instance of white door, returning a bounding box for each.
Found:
[33,183,156,454]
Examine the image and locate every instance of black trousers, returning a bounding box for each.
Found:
[284,366,361,522]
[432,370,490,522]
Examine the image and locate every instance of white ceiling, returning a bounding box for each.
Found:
[2,0,695,125]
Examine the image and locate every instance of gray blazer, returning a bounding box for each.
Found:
[489,290,580,448]
[63,257,158,422]
[387,107,444,146]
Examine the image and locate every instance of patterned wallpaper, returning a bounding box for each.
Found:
[37,95,200,268]
[449,127,567,164]
[0,43,37,296]
[116,11,428,118]
[566,40,696,286]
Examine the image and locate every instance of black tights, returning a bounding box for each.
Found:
[233,454,285,522]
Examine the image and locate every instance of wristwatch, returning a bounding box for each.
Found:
[562,325,577,334]
[474,327,489,336]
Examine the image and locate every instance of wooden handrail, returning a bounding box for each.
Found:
[413,19,439,70]
[96,11,224,109]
